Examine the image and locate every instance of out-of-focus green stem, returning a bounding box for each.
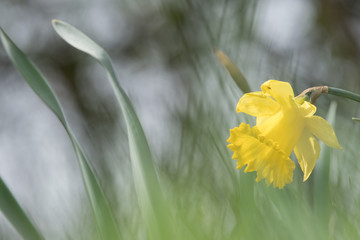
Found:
[214,49,251,93]
[327,87,360,103]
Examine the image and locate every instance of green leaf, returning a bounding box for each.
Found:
[52,19,175,240]
[0,28,120,240]
[0,177,44,240]
[214,49,251,94]
[0,29,66,126]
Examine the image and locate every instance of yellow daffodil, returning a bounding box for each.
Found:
[227,80,342,189]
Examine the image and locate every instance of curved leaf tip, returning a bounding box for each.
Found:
[52,19,105,61]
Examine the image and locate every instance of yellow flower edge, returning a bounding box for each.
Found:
[227,80,342,189]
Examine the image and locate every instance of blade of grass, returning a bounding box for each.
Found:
[314,101,338,237]
[0,177,44,240]
[52,19,176,240]
[0,28,121,240]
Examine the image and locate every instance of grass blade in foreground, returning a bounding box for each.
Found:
[52,19,175,240]
[0,178,44,240]
[314,101,337,238]
[0,28,120,240]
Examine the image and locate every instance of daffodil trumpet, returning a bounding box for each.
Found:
[227,80,342,189]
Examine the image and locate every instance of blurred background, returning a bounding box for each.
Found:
[1,0,360,239]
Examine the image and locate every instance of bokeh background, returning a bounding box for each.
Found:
[1,0,360,239]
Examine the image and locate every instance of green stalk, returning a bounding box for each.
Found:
[327,87,360,103]
[214,49,252,94]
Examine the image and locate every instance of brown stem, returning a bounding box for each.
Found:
[296,86,328,104]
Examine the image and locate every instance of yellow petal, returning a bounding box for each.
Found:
[294,129,320,181]
[256,116,269,126]
[305,116,342,149]
[227,123,295,189]
[236,91,280,116]
[298,101,316,117]
[261,80,294,106]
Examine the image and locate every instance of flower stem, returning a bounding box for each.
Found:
[327,87,360,103]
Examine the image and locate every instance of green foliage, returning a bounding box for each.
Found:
[0,178,44,240]
[52,20,176,240]
[0,28,120,240]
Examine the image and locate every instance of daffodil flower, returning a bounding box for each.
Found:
[227,80,342,189]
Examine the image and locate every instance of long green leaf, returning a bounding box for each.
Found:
[0,177,44,240]
[0,28,120,240]
[52,19,175,240]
